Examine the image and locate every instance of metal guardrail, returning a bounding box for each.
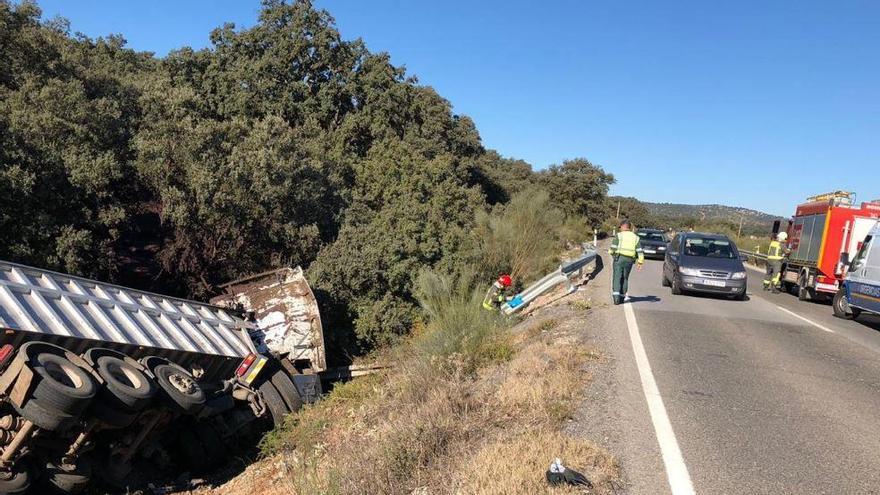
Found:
[501,248,599,315]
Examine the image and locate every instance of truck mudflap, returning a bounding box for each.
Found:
[211,268,326,372]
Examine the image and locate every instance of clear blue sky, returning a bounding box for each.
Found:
[35,0,879,216]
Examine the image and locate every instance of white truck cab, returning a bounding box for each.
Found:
[834,220,880,319]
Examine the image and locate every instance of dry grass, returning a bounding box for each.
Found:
[190,272,618,495]
[225,332,618,495]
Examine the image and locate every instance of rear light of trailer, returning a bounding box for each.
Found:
[236,353,268,385]
[0,344,13,370]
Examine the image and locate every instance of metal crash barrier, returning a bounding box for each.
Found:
[501,247,599,315]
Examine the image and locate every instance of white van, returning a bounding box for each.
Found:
[834,220,880,319]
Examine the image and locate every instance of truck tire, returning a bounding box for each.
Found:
[43,456,91,494]
[30,353,97,416]
[258,380,289,427]
[797,272,815,302]
[15,397,75,431]
[94,356,156,411]
[154,364,205,414]
[833,289,860,320]
[0,461,30,494]
[271,369,303,413]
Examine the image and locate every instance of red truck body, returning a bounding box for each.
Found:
[782,193,880,297]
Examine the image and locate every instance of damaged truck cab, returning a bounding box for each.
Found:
[0,261,325,494]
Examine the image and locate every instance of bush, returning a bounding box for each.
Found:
[413,269,512,374]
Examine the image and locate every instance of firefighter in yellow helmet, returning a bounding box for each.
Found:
[763,231,790,293]
[609,220,644,305]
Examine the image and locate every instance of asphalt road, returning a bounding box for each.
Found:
[617,258,880,494]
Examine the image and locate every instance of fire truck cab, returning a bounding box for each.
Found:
[779,191,880,301]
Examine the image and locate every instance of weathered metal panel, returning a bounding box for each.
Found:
[211,267,326,371]
[0,260,254,360]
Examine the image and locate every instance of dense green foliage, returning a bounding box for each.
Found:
[0,0,615,357]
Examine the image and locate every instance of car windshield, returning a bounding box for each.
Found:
[638,232,666,242]
[683,237,736,259]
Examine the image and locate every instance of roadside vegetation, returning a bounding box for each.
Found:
[1,0,615,362]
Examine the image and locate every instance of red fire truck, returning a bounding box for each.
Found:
[778,191,880,301]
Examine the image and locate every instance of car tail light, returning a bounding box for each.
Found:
[0,344,14,369]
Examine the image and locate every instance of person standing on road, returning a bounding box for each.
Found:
[609,220,644,305]
[763,231,790,293]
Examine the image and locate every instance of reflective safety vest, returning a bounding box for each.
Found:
[609,231,645,264]
[482,282,507,311]
[767,240,785,261]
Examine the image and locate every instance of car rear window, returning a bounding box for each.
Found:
[684,237,736,259]
[638,232,666,242]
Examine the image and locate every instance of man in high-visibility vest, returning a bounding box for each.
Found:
[763,231,790,293]
[609,220,644,305]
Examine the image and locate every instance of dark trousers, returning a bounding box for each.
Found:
[612,255,635,304]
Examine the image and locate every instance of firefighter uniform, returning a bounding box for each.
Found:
[482,280,509,311]
[763,240,787,291]
[609,230,644,305]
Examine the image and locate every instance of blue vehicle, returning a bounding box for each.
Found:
[834,221,880,320]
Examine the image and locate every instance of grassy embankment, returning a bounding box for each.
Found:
[251,192,619,494]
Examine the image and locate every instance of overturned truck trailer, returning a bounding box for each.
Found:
[0,260,324,494]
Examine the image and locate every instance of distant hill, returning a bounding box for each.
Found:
[644,202,784,230]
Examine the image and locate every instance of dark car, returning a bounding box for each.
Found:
[662,232,748,300]
[637,228,668,259]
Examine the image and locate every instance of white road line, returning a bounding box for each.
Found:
[776,305,836,333]
[623,302,696,495]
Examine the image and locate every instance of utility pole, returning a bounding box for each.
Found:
[737,214,744,239]
[616,200,621,220]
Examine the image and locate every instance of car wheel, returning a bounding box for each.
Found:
[671,274,682,295]
[832,289,855,320]
[733,290,747,301]
[661,270,671,287]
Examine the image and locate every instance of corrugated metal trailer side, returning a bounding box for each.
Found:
[0,260,256,383]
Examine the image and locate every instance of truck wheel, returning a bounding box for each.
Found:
[797,273,814,301]
[0,461,30,494]
[15,396,75,431]
[43,456,91,494]
[30,353,96,416]
[271,369,303,413]
[154,364,206,414]
[94,356,156,411]
[258,380,290,427]
[832,289,858,320]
